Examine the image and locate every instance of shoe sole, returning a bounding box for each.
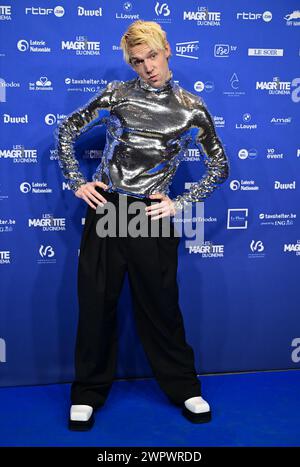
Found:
[68,414,95,431]
[182,405,212,423]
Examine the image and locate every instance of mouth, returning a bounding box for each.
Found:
[149,75,158,81]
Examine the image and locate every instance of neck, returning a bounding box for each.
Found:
[138,69,174,92]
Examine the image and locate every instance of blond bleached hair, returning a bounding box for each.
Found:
[120,19,171,65]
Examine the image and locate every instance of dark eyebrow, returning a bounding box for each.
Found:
[130,49,157,61]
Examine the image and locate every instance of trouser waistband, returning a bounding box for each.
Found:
[95,186,160,207]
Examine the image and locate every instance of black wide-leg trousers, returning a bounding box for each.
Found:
[71,187,201,409]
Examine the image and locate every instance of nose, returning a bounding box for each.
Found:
[143,58,154,74]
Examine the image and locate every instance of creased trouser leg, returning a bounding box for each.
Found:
[126,218,201,406]
[71,203,127,409]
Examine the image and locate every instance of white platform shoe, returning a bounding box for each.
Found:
[182,396,212,423]
[68,396,211,430]
[68,405,95,431]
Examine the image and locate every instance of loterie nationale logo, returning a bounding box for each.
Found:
[20,181,52,194]
[17,39,51,53]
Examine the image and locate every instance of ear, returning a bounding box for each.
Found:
[165,42,171,59]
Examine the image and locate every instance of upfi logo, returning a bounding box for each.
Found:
[0,338,6,363]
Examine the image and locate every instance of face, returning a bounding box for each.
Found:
[128,42,171,88]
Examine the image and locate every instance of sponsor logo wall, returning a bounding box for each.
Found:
[0,2,299,386]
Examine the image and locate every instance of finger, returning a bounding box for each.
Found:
[155,205,172,217]
[94,181,108,190]
[88,188,108,204]
[151,211,170,220]
[146,203,166,214]
[147,206,168,217]
[146,200,166,210]
[85,191,106,206]
[82,194,97,209]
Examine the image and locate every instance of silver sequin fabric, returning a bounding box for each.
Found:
[54,69,229,211]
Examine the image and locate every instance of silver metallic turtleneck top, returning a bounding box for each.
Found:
[55,70,229,211]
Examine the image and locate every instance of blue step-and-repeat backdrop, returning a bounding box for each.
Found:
[0,1,299,386]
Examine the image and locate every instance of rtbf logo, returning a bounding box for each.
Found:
[236,11,272,22]
[25,6,65,17]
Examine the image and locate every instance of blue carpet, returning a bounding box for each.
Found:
[0,370,299,446]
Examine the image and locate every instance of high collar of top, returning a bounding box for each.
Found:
[137,69,175,92]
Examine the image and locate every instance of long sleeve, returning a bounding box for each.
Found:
[54,80,119,192]
[171,96,230,212]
